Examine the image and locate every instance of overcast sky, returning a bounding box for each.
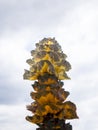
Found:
[0,0,98,130]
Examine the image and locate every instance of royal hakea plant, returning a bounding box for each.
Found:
[23,38,78,130]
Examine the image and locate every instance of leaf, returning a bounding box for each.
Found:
[63,101,79,119]
[26,115,43,124]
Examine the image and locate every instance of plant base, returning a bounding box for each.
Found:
[36,116,72,130]
[37,123,72,130]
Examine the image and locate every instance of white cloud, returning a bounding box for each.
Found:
[0,29,34,104]
[0,104,37,130]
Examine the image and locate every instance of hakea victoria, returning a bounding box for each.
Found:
[23,38,78,130]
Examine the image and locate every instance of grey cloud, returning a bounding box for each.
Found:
[0,0,98,130]
[0,82,29,105]
[0,72,31,105]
